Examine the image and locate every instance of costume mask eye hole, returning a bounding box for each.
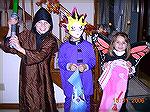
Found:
[80,26,84,31]
[71,26,75,31]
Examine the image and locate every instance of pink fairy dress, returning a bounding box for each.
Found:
[98,59,129,112]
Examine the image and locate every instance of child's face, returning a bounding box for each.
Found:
[113,36,127,52]
[68,22,84,39]
[35,20,51,34]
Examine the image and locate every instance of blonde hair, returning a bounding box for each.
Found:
[108,32,131,60]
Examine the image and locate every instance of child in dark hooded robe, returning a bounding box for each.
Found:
[0,7,58,112]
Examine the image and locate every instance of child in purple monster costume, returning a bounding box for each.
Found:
[58,8,96,112]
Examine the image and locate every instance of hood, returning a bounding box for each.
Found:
[31,7,53,32]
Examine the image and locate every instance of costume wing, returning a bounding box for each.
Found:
[131,41,150,66]
[92,33,110,66]
[92,33,110,54]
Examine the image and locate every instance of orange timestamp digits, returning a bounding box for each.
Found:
[113,98,128,103]
[113,98,145,104]
[131,98,145,103]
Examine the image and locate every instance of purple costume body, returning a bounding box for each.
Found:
[58,39,96,111]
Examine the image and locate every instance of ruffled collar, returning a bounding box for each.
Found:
[113,49,125,56]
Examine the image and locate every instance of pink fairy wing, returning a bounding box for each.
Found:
[94,34,110,54]
[131,42,150,60]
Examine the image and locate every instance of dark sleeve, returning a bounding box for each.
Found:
[23,36,58,65]
[104,53,113,62]
[127,55,137,66]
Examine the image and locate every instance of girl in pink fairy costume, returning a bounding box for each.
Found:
[98,32,136,112]
[92,31,150,112]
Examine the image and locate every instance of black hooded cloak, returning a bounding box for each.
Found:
[1,7,58,112]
